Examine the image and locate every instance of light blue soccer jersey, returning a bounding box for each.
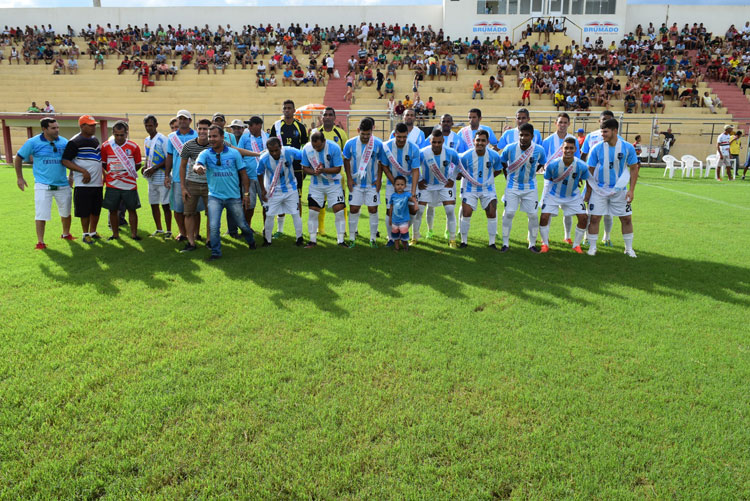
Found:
[497,127,544,150]
[587,139,638,191]
[458,148,502,193]
[17,133,69,186]
[581,130,626,156]
[542,133,580,162]
[167,129,198,181]
[300,140,344,186]
[420,130,469,153]
[457,125,498,148]
[195,145,245,200]
[499,142,547,190]
[380,139,421,186]
[237,132,266,178]
[389,126,425,147]
[419,146,460,188]
[257,146,302,194]
[343,136,384,188]
[544,157,589,198]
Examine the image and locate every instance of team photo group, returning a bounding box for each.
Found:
[14,100,639,260]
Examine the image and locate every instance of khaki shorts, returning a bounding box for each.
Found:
[184,180,209,215]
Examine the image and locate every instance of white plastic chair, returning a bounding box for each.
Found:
[705,154,718,178]
[681,154,703,177]
[662,155,684,178]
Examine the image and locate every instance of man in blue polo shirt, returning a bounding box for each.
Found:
[15,117,87,249]
[164,109,198,242]
[193,125,256,260]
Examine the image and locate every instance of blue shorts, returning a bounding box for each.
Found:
[170,181,205,213]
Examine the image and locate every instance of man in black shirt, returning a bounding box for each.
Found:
[269,99,308,236]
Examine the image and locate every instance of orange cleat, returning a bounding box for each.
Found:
[540,244,549,253]
[564,238,573,245]
[572,245,583,254]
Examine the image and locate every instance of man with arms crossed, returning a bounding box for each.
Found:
[15,117,78,248]
[380,122,420,247]
[497,108,543,150]
[301,130,347,247]
[542,112,580,244]
[499,123,547,252]
[585,118,639,257]
[141,114,171,238]
[343,117,385,248]
[100,121,143,241]
[539,137,589,253]
[165,109,198,241]
[456,129,503,248]
[62,115,102,244]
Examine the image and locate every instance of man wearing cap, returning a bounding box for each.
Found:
[237,116,268,233]
[15,117,77,249]
[165,109,198,241]
[142,114,171,237]
[61,115,103,244]
[211,113,237,147]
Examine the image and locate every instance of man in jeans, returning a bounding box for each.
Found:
[193,125,256,260]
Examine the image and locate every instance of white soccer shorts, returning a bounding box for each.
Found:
[540,194,587,217]
[349,186,379,207]
[34,184,72,221]
[588,190,632,217]
[502,189,538,214]
[263,191,299,216]
[461,191,497,211]
[147,182,170,205]
[417,187,454,205]
[309,184,345,208]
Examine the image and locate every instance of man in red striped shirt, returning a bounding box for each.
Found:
[101,121,143,240]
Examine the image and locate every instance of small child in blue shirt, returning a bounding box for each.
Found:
[389,175,416,251]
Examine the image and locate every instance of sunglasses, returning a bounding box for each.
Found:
[49,141,57,153]
[215,153,221,165]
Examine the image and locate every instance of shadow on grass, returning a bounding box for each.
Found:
[37,226,750,317]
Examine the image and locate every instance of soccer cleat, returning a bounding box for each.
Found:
[409,238,418,246]
[163,231,172,239]
[338,242,349,247]
[499,245,509,253]
[180,243,197,253]
[369,240,378,248]
[34,242,47,250]
[295,237,304,247]
[150,230,165,237]
[572,245,584,254]
[540,244,549,253]
[528,245,541,253]
[488,243,499,250]
[459,242,468,248]
[603,239,612,247]
[273,231,283,239]
[564,238,573,245]
[348,239,356,248]
[90,233,102,240]
[175,234,187,242]
[425,230,434,239]
[262,239,272,247]
[587,247,597,256]
[449,240,457,248]
[83,235,94,245]
[60,234,76,241]
[304,241,317,249]
[385,240,394,247]
[624,249,638,258]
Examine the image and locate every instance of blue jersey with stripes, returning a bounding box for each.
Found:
[257,147,302,194]
[17,133,69,186]
[420,130,469,153]
[457,148,502,194]
[581,130,626,156]
[542,133,580,162]
[167,129,198,181]
[544,157,589,199]
[237,133,267,180]
[380,139,421,186]
[457,125,498,148]
[419,146,460,188]
[300,140,344,186]
[499,142,547,191]
[587,139,638,192]
[343,136,384,188]
[497,127,543,150]
[389,127,425,147]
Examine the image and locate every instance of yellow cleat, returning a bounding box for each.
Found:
[449,240,457,248]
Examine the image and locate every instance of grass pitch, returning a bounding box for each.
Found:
[1,166,749,499]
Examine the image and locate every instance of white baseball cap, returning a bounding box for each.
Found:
[176,109,191,119]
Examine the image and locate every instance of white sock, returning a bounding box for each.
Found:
[563,215,573,240]
[623,232,634,252]
[539,224,550,246]
[426,205,435,231]
[292,213,303,239]
[458,211,464,234]
[444,205,456,240]
[527,213,539,247]
[460,215,471,244]
[487,217,497,245]
[368,212,379,241]
[334,210,346,243]
[502,212,514,246]
[264,215,274,241]
[348,211,359,239]
[588,233,598,252]
[413,205,425,239]
[277,215,285,234]
[308,211,319,242]
[602,215,613,241]
[573,226,586,248]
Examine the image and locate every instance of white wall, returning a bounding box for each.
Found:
[624,4,750,36]
[0,6,443,33]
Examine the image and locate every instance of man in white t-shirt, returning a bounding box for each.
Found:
[716,124,734,181]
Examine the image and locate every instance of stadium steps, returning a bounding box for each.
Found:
[322,43,359,114]
[705,79,750,132]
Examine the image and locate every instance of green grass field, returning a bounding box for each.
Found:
[1,165,749,499]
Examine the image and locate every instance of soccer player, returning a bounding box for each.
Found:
[257,137,304,247]
[542,112,580,244]
[269,99,308,236]
[100,121,142,241]
[389,108,426,146]
[343,118,385,248]
[301,130,346,247]
[192,125,256,260]
[497,108,543,150]
[380,123,420,247]
[456,129,503,248]
[716,124,734,181]
[142,114,171,238]
[237,116,268,232]
[62,115,103,244]
[414,129,460,247]
[580,110,616,246]
[178,118,212,253]
[314,107,350,236]
[499,123,547,252]
[457,108,498,152]
[15,117,77,248]
[539,137,589,253]
[585,118,640,257]
[165,109,198,242]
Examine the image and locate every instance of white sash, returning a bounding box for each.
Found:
[274,120,283,141]
[169,133,185,156]
[588,139,628,197]
[146,133,165,169]
[407,127,421,145]
[267,148,286,198]
[544,133,570,168]
[553,158,578,183]
[461,126,473,149]
[248,131,268,153]
[423,148,449,185]
[109,139,137,179]
[456,151,483,187]
[507,143,535,174]
[384,143,412,176]
[356,135,375,180]
[305,142,334,181]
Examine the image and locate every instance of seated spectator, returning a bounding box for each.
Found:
[424,96,436,117]
[27,101,41,113]
[702,91,717,113]
[282,67,293,86]
[403,94,413,108]
[472,79,484,100]
[67,56,78,74]
[624,92,637,113]
[489,75,501,93]
[53,56,65,74]
[257,73,267,88]
[117,56,132,74]
[292,67,304,86]
[565,93,577,111]
[303,69,317,86]
[384,78,395,95]
[93,51,104,70]
[180,51,192,69]
[554,89,565,110]
[394,100,405,117]
[653,91,666,113]
[268,74,277,87]
[197,55,209,74]
[363,66,374,86]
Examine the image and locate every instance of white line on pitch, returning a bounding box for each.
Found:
[640,182,750,211]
